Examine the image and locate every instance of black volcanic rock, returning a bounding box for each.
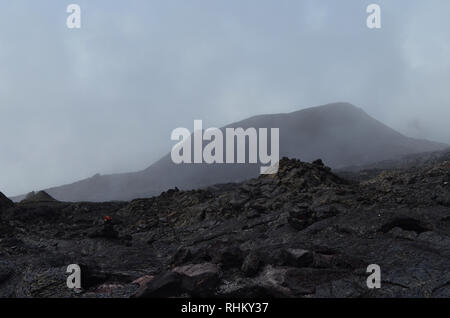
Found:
[18,103,448,202]
[0,156,449,298]
[0,192,13,212]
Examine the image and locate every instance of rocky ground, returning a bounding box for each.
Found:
[0,153,449,298]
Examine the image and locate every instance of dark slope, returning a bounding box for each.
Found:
[0,191,13,212]
[19,103,447,202]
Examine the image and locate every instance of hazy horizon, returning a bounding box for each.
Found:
[1,1,450,196]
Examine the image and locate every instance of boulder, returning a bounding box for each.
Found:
[288,204,315,231]
[133,271,182,298]
[173,263,221,296]
[241,251,263,276]
[280,248,314,267]
[210,245,244,269]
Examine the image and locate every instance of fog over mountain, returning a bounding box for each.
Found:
[14,103,446,202]
[2,1,450,302]
[1,1,450,197]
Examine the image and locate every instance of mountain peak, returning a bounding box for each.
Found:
[310,102,360,110]
[290,102,368,119]
[21,191,58,203]
[21,103,447,202]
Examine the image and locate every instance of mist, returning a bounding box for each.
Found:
[1,0,450,197]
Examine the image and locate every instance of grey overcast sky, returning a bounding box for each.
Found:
[1,0,449,196]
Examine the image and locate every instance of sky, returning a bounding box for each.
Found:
[1,0,450,196]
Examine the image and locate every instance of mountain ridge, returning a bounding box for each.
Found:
[11,102,448,202]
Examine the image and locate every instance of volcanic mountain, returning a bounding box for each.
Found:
[20,191,58,204]
[15,103,447,202]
